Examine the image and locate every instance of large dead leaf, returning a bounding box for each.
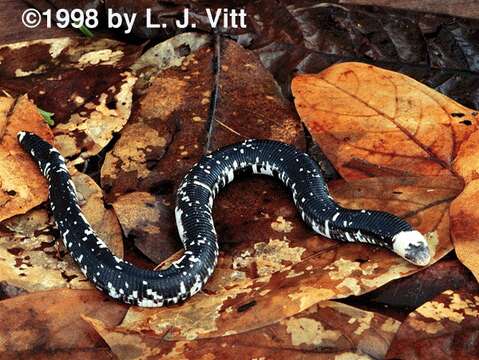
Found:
[88,300,399,360]
[450,180,479,282]
[292,62,477,180]
[293,62,479,282]
[0,171,123,294]
[102,35,303,198]
[0,95,53,222]
[386,289,479,359]
[0,289,127,359]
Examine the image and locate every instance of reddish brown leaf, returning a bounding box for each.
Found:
[386,289,479,359]
[292,62,477,180]
[0,289,127,359]
[88,300,399,359]
[102,35,304,197]
[0,95,53,222]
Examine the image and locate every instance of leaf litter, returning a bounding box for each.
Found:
[0,37,142,163]
[86,299,399,359]
[88,36,471,359]
[0,168,123,294]
[386,289,479,359]
[0,6,478,357]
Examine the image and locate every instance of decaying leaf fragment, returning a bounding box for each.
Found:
[131,32,211,92]
[111,191,179,263]
[87,300,398,360]
[0,289,127,358]
[386,289,479,359]
[0,171,123,294]
[0,37,142,163]
[53,71,136,161]
[0,95,53,222]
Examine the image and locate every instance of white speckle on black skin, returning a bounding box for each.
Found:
[17,132,429,307]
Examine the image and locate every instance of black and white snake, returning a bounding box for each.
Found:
[18,132,430,307]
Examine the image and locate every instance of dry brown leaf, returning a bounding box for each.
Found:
[131,32,211,93]
[0,37,142,163]
[450,180,479,282]
[292,62,477,180]
[87,300,398,360]
[111,192,179,263]
[0,171,123,294]
[386,289,479,359]
[0,289,127,359]
[293,62,479,283]
[102,36,303,199]
[0,95,53,222]
[53,71,136,162]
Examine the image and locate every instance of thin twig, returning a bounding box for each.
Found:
[216,119,247,138]
[204,32,222,153]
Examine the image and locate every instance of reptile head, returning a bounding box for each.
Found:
[392,230,431,266]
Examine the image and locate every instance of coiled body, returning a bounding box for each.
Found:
[18,132,430,307]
